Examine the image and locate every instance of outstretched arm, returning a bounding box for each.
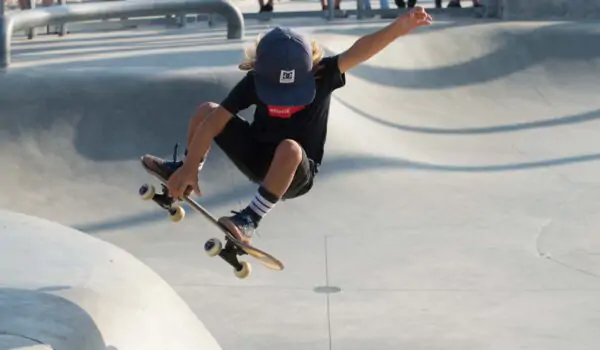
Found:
[337,7,432,74]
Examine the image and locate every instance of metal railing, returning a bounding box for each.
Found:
[0,0,245,68]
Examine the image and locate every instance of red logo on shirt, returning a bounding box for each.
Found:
[268,105,306,118]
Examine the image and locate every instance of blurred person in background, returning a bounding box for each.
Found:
[258,0,274,13]
[395,0,417,8]
[360,0,390,13]
[320,0,341,11]
[18,0,54,10]
[436,0,482,7]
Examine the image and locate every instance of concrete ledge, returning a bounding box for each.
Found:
[0,210,222,350]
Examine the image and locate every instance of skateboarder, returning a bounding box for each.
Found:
[142,7,432,243]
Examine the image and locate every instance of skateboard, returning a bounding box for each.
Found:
[138,156,285,279]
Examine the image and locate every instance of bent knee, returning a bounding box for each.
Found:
[192,101,219,123]
[275,139,304,164]
[197,101,219,114]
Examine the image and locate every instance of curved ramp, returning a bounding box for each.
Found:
[0,210,222,350]
[2,15,600,350]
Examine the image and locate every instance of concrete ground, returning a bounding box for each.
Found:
[1,4,600,350]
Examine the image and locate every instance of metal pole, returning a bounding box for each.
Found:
[327,0,333,20]
[0,0,6,70]
[0,16,8,69]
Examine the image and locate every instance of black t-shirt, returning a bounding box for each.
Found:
[220,55,346,166]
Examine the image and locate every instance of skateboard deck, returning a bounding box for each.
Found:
[138,156,284,279]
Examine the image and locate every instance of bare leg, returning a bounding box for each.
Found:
[261,139,304,198]
[218,139,304,242]
[184,101,221,170]
[186,101,218,152]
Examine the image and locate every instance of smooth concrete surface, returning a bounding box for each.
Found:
[0,210,222,350]
[1,9,600,350]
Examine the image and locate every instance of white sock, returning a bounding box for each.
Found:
[248,187,278,220]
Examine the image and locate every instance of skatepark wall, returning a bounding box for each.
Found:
[0,210,223,350]
[485,0,600,20]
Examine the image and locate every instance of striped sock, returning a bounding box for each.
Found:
[246,186,279,224]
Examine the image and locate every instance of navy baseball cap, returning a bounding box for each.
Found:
[253,27,316,106]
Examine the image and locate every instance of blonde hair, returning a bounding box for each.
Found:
[238,32,324,71]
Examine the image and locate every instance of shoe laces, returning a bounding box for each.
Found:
[230,210,261,238]
[163,143,184,170]
[172,142,182,163]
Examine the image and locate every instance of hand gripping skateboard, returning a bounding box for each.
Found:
[138,156,285,279]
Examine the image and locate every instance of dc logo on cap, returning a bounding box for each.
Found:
[279,70,295,84]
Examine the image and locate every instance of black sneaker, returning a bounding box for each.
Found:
[141,143,197,197]
[141,143,185,180]
[218,210,258,243]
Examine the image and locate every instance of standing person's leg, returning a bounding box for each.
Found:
[258,0,273,12]
[18,0,31,10]
[362,0,372,11]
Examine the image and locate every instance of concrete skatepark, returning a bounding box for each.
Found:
[1,0,600,349]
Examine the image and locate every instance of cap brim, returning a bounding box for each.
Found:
[254,75,316,106]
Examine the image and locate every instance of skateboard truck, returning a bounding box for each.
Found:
[138,181,254,279]
[138,154,284,279]
[204,237,250,276]
[139,183,185,222]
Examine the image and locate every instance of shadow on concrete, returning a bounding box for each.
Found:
[0,71,249,162]
[334,95,600,135]
[0,287,116,350]
[318,21,600,90]
[10,44,245,69]
[4,69,600,234]
[74,149,600,234]
[73,180,256,234]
